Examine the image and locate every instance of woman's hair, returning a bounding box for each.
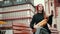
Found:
[36,4,44,14]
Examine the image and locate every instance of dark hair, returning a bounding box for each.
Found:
[36,4,44,15]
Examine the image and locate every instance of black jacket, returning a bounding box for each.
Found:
[30,13,53,33]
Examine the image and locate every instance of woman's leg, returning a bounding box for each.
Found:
[40,28,50,34]
[35,27,42,34]
[35,27,50,34]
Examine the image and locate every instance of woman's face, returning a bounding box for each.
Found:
[38,4,43,11]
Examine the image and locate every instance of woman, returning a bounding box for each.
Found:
[30,4,53,34]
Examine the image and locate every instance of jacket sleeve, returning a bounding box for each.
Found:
[47,14,53,26]
[30,15,36,29]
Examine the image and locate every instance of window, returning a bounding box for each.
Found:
[3,0,12,6]
[16,0,22,2]
[0,1,3,6]
[51,2,53,6]
[16,0,26,4]
[4,0,10,4]
[51,10,53,15]
[54,24,57,28]
[3,0,13,5]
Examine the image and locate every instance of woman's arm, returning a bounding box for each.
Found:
[37,18,48,27]
[30,15,36,29]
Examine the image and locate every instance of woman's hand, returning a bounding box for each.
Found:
[34,24,39,28]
